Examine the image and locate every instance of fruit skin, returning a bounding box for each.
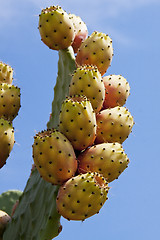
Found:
[76,31,113,76]
[96,106,134,144]
[0,83,21,121]
[0,210,11,238]
[56,172,109,221]
[32,129,77,185]
[0,62,13,84]
[69,13,88,53]
[59,95,97,151]
[103,74,130,109]
[39,6,75,50]
[78,143,129,182]
[0,119,14,169]
[69,65,105,113]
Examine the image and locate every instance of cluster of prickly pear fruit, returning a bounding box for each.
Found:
[32,4,134,224]
[1,4,134,239]
[0,62,21,169]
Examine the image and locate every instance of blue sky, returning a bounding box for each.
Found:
[0,0,160,239]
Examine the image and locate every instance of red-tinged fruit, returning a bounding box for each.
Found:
[32,129,77,185]
[56,172,109,221]
[69,65,105,113]
[96,107,134,144]
[0,62,13,84]
[0,119,14,169]
[78,142,129,182]
[39,5,75,50]
[103,74,130,109]
[59,95,97,151]
[76,31,113,76]
[0,83,21,121]
[0,210,11,238]
[69,13,88,53]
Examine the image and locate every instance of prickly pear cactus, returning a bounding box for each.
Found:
[2,3,134,239]
[3,47,76,240]
[0,190,22,216]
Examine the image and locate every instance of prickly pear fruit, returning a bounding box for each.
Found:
[0,83,21,121]
[69,13,88,53]
[39,6,75,50]
[0,119,14,168]
[76,31,113,76]
[78,143,129,182]
[0,210,11,238]
[0,62,13,84]
[103,75,130,109]
[56,172,109,221]
[59,95,97,150]
[69,65,105,113]
[32,129,77,185]
[96,107,134,144]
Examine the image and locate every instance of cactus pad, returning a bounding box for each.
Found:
[0,190,22,216]
[4,47,76,240]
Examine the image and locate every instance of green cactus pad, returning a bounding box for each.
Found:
[3,170,61,240]
[3,47,76,240]
[0,190,22,216]
[47,46,76,129]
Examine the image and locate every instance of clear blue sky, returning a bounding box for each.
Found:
[0,0,160,239]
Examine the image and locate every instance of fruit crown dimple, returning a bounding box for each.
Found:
[41,5,65,14]
[0,62,13,70]
[93,172,109,189]
[0,83,20,90]
[65,95,89,103]
[34,128,59,139]
[88,31,111,40]
[77,65,99,71]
